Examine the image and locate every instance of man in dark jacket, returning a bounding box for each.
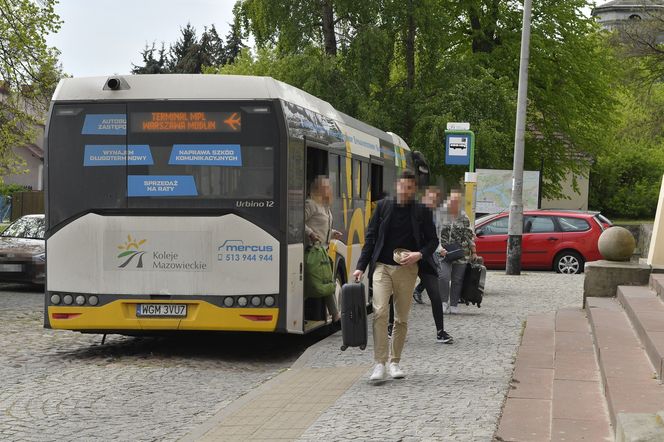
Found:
[353,170,438,381]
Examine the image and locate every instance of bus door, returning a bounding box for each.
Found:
[303,144,330,327]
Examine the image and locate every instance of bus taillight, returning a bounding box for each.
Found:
[240,315,273,322]
[51,313,82,320]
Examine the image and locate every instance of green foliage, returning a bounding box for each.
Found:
[132,43,169,74]
[0,183,29,196]
[590,148,664,219]
[589,84,664,219]
[0,0,62,180]
[224,0,617,199]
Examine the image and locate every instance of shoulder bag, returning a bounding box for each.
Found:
[442,224,464,263]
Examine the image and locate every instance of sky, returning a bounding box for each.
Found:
[46,0,237,77]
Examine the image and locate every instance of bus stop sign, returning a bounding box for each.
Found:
[445,132,471,166]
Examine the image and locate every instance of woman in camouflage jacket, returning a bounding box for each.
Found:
[438,190,477,314]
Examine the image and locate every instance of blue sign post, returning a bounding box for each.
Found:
[444,130,475,171]
[445,125,477,226]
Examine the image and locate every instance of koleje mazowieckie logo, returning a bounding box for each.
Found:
[117,235,147,268]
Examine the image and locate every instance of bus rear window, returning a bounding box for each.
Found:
[47,101,279,227]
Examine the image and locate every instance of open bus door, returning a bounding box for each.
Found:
[303,144,330,331]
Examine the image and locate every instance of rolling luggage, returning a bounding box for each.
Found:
[340,282,368,351]
[460,263,485,308]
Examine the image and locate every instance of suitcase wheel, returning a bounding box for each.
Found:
[360,345,366,350]
[340,345,348,351]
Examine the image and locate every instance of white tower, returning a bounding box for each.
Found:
[592,0,664,31]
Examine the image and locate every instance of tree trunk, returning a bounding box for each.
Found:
[469,0,500,54]
[321,0,337,56]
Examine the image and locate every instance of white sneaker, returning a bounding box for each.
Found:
[450,306,459,314]
[369,363,386,381]
[442,302,450,314]
[388,362,405,379]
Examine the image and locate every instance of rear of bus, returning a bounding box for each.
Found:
[44,76,288,334]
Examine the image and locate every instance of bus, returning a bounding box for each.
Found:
[44,74,429,335]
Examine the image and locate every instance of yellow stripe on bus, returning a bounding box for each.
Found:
[48,301,279,332]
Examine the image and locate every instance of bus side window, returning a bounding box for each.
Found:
[361,161,369,200]
[329,153,340,198]
[352,159,362,200]
[371,163,383,202]
[382,164,395,199]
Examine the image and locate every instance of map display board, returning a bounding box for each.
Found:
[475,169,540,214]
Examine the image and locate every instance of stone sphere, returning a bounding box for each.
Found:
[598,226,636,262]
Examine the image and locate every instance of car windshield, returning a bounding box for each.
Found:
[2,216,45,239]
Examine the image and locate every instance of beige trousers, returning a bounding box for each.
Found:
[372,262,419,364]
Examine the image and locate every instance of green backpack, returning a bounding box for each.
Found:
[304,245,335,299]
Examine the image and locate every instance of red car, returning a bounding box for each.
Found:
[474,210,611,274]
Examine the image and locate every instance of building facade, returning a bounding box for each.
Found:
[592,0,664,34]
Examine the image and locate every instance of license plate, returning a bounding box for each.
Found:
[136,304,187,317]
[0,264,22,272]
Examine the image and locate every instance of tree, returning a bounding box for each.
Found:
[588,13,664,219]
[613,5,664,85]
[0,0,62,178]
[131,22,237,74]
[239,0,380,56]
[222,2,246,65]
[131,43,169,74]
[167,23,202,73]
[215,0,619,199]
[201,25,225,67]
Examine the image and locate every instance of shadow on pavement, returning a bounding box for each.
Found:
[0,282,44,293]
[52,326,337,365]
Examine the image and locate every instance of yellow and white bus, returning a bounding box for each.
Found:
[44,74,428,335]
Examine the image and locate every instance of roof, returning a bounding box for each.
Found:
[477,210,602,223]
[593,0,664,13]
[52,74,409,150]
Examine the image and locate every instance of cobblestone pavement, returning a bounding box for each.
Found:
[0,285,324,442]
[297,271,584,441]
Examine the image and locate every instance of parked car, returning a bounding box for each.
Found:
[0,214,45,284]
[474,210,610,274]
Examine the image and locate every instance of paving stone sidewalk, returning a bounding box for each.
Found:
[0,288,316,442]
[294,271,584,441]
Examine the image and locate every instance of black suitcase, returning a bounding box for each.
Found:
[340,282,368,351]
[460,263,485,308]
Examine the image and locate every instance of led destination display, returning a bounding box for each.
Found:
[131,112,241,133]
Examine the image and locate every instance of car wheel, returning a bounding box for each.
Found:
[554,251,584,274]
